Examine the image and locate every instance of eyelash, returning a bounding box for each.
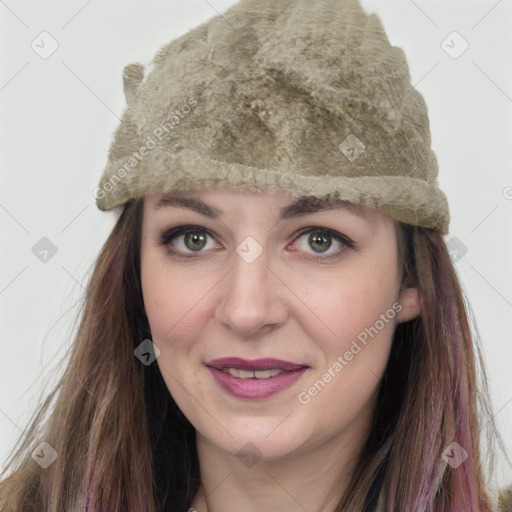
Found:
[159,225,356,261]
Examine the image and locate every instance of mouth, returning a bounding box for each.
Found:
[220,367,284,379]
[206,356,308,373]
[205,357,310,399]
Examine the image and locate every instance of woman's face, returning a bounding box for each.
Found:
[140,189,420,461]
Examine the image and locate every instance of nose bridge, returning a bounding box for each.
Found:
[215,237,287,336]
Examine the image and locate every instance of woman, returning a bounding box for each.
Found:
[0,0,509,510]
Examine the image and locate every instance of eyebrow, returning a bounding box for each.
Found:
[154,192,371,222]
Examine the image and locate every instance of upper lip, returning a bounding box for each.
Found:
[206,357,308,372]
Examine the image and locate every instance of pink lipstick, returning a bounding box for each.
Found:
[205,357,309,399]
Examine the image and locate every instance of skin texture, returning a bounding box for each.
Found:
[140,189,421,512]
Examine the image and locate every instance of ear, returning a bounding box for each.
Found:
[396,287,421,323]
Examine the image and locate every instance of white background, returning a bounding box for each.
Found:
[1,0,511,491]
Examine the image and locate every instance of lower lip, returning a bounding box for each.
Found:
[207,366,308,399]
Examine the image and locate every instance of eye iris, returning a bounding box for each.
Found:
[185,231,207,251]
[309,232,331,253]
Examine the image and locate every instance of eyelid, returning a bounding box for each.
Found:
[159,225,220,257]
[292,226,355,248]
[159,225,355,259]
[288,226,355,260]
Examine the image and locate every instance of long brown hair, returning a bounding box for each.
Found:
[0,197,503,511]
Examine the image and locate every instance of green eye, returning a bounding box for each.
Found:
[182,231,208,251]
[293,228,354,259]
[308,231,333,253]
[160,225,355,260]
[160,226,217,257]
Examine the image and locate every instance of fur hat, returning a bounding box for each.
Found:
[94,0,450,233]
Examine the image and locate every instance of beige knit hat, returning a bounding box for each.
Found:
[94,0,450,233]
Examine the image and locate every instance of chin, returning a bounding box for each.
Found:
[197,419,312,462]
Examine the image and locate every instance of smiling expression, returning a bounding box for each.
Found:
[140,188,420,460]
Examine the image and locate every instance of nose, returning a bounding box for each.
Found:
[215,245,289,338]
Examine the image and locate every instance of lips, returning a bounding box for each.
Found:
[205,357,309,399]
[206,357,307,372]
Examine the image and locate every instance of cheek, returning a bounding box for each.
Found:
[140,250,216,352]
[140,253,211,403]
[303,259,400,349]
[296,257,400,417]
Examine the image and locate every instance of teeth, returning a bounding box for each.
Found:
[222,368,283,379]
[254,370,271,379]
[255,369,282,378]
[223,368,241,378]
